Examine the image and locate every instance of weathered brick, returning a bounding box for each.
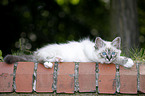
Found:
[15,62,34,92]
[120,64,137,94]
[36,63,54,92]
[98,63,116,94]
[57,62,75,93]
[139,64,145,93]
[0,62,14,92]
[79,62,96,92]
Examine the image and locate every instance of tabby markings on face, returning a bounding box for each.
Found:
[100,48,117,63]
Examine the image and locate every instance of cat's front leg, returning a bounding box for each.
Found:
[45,56,64,62]
[43,57,63,69]
[55,57,64,62]
[44,62,53,68]
[115,56,134,68]
[123,58,134,68]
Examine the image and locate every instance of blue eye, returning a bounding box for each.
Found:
[102,52,107,55]
[112,52,116,55]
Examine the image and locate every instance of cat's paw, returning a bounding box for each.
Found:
[44,62,53,68]
[55,57,64,62]
[123,58,134,68]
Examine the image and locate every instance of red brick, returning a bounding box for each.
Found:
[98,63,116,94]
[57,62,75,93]
[0,62,14,92]
[120,64,137,94]
[139,64,145,93]
[79,62,96,92]
[36,63,54,92]
[15,62,34,92]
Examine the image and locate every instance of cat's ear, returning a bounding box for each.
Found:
[95,37,106,49]
[111,37,121,49]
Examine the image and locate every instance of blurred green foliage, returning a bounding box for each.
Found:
[0,0,145,56]
[0,50,4,62]
[138,0,145,48]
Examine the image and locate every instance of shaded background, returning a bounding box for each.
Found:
[0,0,145,56]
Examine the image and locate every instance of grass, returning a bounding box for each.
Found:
[0,38,32,62]
[11,38,33,56]
[129,48,145,62]
[11,50,32,56]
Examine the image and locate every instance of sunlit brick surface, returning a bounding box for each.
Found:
[0,62,144,95]
[98,63,116,94]
[15,62,34,92]
[140,64,145,93]
[120,65,137,94]
[57,62,75,93]
[36,63,54,92]
[79,62,96,92]
[0,62,14,92]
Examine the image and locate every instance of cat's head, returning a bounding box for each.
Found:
[95,37,121,64]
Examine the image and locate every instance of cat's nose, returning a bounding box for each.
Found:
[106,55,112,61]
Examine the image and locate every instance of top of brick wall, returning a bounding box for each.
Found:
[0,62,145,95]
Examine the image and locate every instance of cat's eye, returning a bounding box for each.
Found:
[112,52,116,55]
[102,52,107,55]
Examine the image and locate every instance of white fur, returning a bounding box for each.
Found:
[44,62,53,68]
[33,38,134,68]
[34,39,116,63]
[34,39,96,63]
[94,41,121,64]
[123,58,134,68]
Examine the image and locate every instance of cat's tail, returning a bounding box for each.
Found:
[4,55,34,64]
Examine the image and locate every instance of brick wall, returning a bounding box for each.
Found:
[0,62,145,95]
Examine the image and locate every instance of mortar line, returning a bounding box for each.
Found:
[13,62,18,92]
[136,62,140,92]
[52,62,58,93]
[95,62,99,94]
[74,62,79,92]
[115,64,120,93]
[32,62,38,92]
[95,62,99,87]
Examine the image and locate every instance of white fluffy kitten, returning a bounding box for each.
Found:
[4,37,134,68]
